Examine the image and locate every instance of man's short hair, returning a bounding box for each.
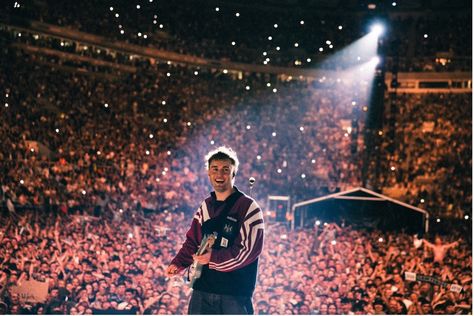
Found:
[205,146,239,174]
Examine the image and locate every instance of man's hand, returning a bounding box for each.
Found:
[166,264,181,277]
[193,249,212,265]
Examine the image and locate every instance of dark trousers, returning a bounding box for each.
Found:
[188,290,254,315]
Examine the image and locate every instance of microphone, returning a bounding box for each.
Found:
[248,177,255,196]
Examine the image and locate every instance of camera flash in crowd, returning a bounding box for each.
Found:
[315,220,321,226]
[274,24,278,28]
[245,85,250,90]
[104,103,108,108]
[301,174,306,179]
[167,151,171,155]
[276,46,280,51]
[390,166,396,171]
[324,222,328,226]
[420,199,425,203]
[378,237,384,242]
[210,140,215,145]
[128,233,134,238]
[136,5,141,9]
[119,209,123,213]
[235,12,240,17]
[215,7,219,12]
[465,215,469,220]
[149,134,154,139]
[300,20,305,25]
[257,155,261,160]
[97,151,101,155]
[331,240,337,245]
[81,190,86,195]
[277,168,282,174]
[246,125,251,130]
[4,103,8,107]
[20,179,24,184]
[145,150,150,155]
[280,234,287,240]
[272,132,277,137]
[436,218,441,223]
[268,36,272,41]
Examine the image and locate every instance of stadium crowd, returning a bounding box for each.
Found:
[0,209,471,314]
[1,0,471,71]
[0,1,471,314]
[0,43,470,219]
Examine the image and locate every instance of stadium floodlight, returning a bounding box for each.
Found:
[370,23,384,37]
[371,56,381,65]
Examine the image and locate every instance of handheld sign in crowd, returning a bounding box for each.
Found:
[11,279,49,303]
[404,272,463,293]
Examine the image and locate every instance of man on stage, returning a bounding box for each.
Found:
[166,146,265,314]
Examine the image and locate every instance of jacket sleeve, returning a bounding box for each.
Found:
[208,201,264,272]
[170,203,204,269]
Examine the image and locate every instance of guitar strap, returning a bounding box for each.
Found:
[201,189,243,248]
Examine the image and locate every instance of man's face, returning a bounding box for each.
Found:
[208,159,235,193]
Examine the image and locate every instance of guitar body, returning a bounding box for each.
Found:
[188,232,217,287]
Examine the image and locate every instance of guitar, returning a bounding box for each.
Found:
[188,232,218,287]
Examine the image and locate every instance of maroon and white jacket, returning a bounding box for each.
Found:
[171,187,264,296]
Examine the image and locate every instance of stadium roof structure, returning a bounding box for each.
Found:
[291,187,429,233]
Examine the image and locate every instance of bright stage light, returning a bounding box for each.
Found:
[371,56,381,65]
[370,24,384,37]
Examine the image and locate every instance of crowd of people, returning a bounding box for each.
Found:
[376,93,471,217]
[0,2,471,314]
[0,209,471,314]
[0,41,470,219]
[1,0,471,71]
